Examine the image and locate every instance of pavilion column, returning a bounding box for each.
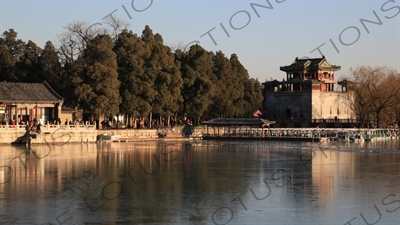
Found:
[29,109,33,121]
[286,73,288,91]
[5,106,9,125]
[16,107,20,124]
[25,107,28,122]
[9,106,13,124]
[290,73,292,91]
[286,74,288,91]
[57,103,62,121]
[12,106,16,123]
[291,73,293,91]
[6,106,10,125]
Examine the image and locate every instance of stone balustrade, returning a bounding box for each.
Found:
[0,124,97,144]
[0,124,96,131]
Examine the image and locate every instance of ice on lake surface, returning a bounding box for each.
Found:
[0,140,399,225]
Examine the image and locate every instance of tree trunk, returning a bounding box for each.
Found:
[360,112,367,128]
[376,112,380,128]
[149,112,152,129]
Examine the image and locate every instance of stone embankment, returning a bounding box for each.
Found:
[0,124,97,145]
[0,124,200,145]
[99,125,198,142]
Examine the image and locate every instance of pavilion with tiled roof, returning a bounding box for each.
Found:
[201,118,276,139]
[264,56,342,93]
[202,118,275,127]
[0,81,64,124]
[279,56,341,73]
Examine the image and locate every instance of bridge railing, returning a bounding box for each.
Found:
[267,118,359,123]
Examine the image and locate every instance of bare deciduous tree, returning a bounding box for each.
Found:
[344,66,400,128]
[58,21,101,67]
[57,18,130,67]
[103,16,131,41]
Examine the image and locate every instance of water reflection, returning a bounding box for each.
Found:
[0,140,398,224]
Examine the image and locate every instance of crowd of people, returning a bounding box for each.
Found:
[9,118,43,134]
[98,117,200,130]
[62,118,96,126]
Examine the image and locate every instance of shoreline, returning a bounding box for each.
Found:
[1,125,399,145]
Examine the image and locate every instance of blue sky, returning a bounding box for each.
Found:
[1,0,399,82]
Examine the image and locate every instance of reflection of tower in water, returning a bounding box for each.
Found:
[184,143,192,176]
[311,143,355,209]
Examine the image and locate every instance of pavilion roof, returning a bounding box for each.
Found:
[0,81,63,104]
[280,56,341,73]
[202,118,275,126]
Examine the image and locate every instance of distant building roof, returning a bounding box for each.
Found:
[61,106,75,112]
[0,81,64,104]
[280,56,341,73]
[202,118,275,126]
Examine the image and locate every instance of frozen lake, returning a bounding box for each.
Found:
[0,140,399,224]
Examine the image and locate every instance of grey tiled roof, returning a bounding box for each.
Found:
[0,81,63,103]
[202,118,275,126]
[280,56,340,72]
